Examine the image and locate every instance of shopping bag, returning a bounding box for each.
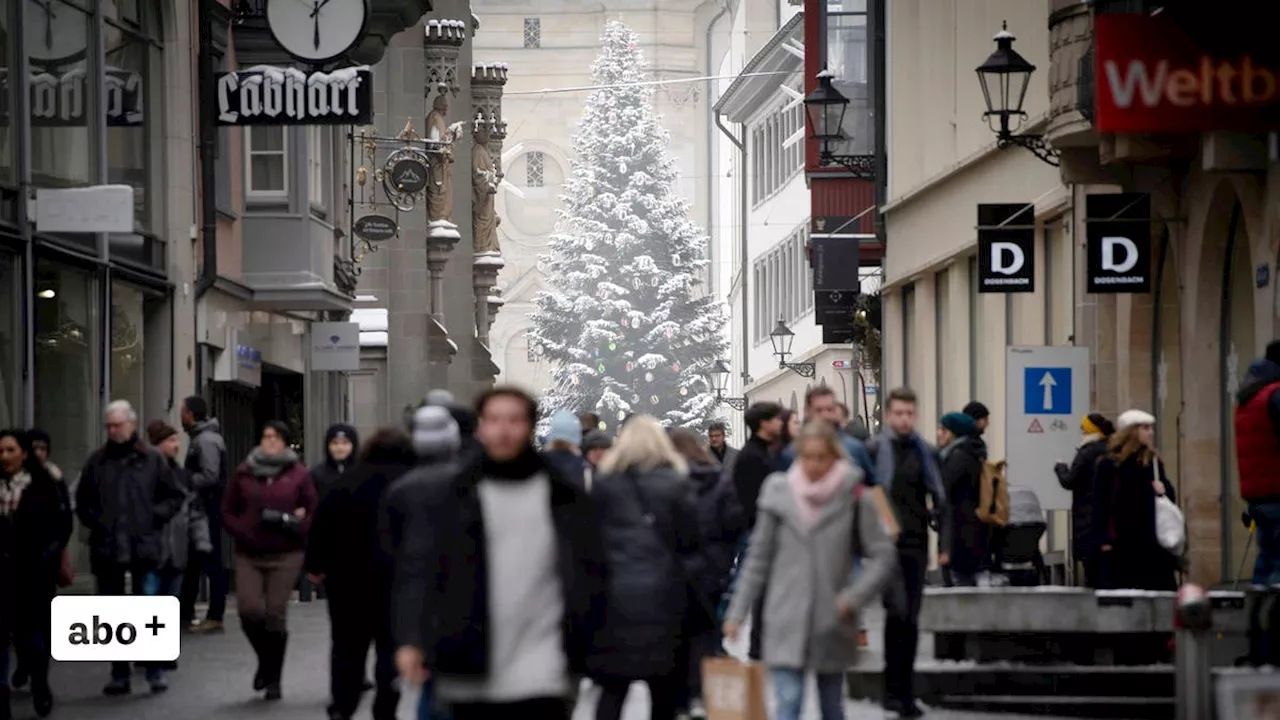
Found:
[701,656,767,720]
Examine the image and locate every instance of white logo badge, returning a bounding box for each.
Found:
[1100,236,1139,273]
[990,241,1026,275]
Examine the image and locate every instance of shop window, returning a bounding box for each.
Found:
[246,127,289,199]
[105,1,162,235]
[29,1,94,190]
[0,4,13,188]
[211,17,235,217]
[308,126,327,211]
[110,281,146,416]
[33,260,100,500]
[523,17,541,49]
[0,254,18,427]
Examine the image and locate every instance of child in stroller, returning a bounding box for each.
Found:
[991,485,1048,586]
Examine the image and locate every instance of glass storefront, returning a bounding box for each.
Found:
[110,280,146,416]
[33,260,99,485]
[0,0,15,186]
[0,253,18,426]
[27,0,94,189]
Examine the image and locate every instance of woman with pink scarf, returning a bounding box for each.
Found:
[723,421,895,720]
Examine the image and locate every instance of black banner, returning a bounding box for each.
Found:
[823,325,855,344]
[811,235,861,291]
[1085,193,1151,294]
[815,289,858,326]
[976,203,1035,293]
[215,67,373,126]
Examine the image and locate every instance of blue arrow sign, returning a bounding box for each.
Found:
[1024,367,1072,415]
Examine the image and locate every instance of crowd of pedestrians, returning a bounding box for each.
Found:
[7,337,1280,719]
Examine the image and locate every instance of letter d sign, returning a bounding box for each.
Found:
[1101,236,1138,273]
[991,242,1025,275]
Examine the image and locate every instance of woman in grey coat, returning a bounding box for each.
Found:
[724,421,895,720]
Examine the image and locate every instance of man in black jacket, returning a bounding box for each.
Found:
[730,401,783,661]
[179,395,229,633]
[391,387,606,720]
[76,400,186,696]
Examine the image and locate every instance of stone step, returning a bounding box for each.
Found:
[939,694,1175,720]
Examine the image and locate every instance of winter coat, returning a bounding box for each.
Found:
[75,437,186,572]
[687,461,746,625]
[1235,358,1280,502]
[732,436,775,529]
[1093,453,1178,591]
[711,445,739,482]
[222,450,318,556]
[587,466,702,681]
[726,468,895,672]
[541,449,586,493]
[390,450,606,678]
[159,460,213,572]
[1055,435,1109,559]
[779,429,876,479]
[310,423,360,501]
[1,463,72,623]
[184,418,228,495]
[940,437,989,576]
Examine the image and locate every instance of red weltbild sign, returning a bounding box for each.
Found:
[1093,14,1280,133]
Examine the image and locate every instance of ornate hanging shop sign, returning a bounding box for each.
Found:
[0,68,144,127]
[215,66,374,126]
[353,214,398,243]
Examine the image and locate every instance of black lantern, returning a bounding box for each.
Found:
[803,67,874,178]
[769,319,815,378]
[706,359,746,410]
[974,22,1059,166]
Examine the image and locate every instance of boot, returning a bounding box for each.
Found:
[263,630,288,700]
[1,684,11,720]
[241,619,269,690]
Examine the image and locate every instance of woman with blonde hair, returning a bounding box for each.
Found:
[1092,409,1178,592]
[588,416,702,720]
[723,420,894,720]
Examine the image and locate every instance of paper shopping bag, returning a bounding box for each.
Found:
[701,656,766,720]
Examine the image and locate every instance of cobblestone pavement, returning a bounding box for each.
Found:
[21,603,1072,720]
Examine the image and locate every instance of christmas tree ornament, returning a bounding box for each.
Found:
[571,374,580,386]
[617,411,626,421]
[625,361,634,372]
[597,362,606,373]
[644,372,654,382]
[679,387,688,396]
[665,327,673,339]
[672,362,681,372]
[650,395,659,405]
[608,342,617,351]
[599,421,607,431]
[632,394,640,403]
[651,276,659,287]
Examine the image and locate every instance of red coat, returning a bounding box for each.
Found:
[222,460,317,555]
[1234,380,1280,502]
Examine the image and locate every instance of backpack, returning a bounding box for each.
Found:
[976,459,1010,526]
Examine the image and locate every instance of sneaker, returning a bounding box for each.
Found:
[102,679,132,696]
[190,619,224,634]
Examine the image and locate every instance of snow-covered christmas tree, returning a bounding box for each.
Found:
[528,20,729,432]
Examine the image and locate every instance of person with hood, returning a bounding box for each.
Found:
[1235,339,1280,588]
[308,428,417,720]
[962,401,991,461]
[668,427,745,718]
[0,428,71,719]
[180,395,230,634]
[1092,409,1177,592]
[541,409,586,490]
[1054,413,1115,588]
[302,424,359,602]
[391,387,606,719]
[589,416,701,720]
[382,403,465,720]
[222,420,318,701]
[936,412,987,587]
[76,400,186,696]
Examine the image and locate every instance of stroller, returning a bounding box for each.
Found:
[991,485,1048,586]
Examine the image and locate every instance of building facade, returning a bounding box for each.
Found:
[879,0,1280,585]
[472,0,727,398]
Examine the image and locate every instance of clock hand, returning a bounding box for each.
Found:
[44,3,55,51]
[312,0,320,49]
[309,0,333,17]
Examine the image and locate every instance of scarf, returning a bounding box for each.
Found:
[938,436,969,463]
[1078,432,1104,449]
[0,470,32,517]
[245,446,299,478]
[788,459,850,527]
[872,430,946,502]
[479,445,544,482]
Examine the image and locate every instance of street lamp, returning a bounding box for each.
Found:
[975,22,1060,167]
[707,360,747,411]
[769,319,816,378]
[803,67,874,178]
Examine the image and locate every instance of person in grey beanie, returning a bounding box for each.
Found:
[541,409,586,491]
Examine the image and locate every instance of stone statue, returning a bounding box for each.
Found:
[425,88,456,226]
[472,120,502,254]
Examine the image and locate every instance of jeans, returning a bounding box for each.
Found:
[417,679,451,720]
[1249,501,1280,587]
[770,668,844,720]
[95,564,165,684]
[883,548,927,708]
[327,591,398,720]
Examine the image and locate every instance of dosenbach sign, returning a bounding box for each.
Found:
[1094,14,1280,133]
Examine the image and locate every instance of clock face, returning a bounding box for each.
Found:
[24,0,88,65]
[266,0,368,63]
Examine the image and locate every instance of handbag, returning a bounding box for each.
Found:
[1152,459,1186,556]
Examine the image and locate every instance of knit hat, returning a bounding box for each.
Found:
[426,389,456,406]
[547,409,582,447]
[1116,409,1156,432]
[411,405,460,458]
[940,411,978,438]
[962,401,990,421]
[1081,412,1115,437]
[582,430,612,451]
[146,419,178,446]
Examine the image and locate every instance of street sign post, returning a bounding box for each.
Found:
[1005,346,1091,511]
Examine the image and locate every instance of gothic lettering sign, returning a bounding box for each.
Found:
[215,66,373,126]
[0,68,144,127]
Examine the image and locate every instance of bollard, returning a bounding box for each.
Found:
[1174,583,1214,720]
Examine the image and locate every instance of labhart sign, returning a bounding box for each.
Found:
[215,66,373,126]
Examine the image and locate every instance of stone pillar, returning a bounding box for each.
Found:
[422,17,466,339]
[471,63,509,173]
[486,288,504,340]
[423,19,466,97]
[473,256,504,345]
